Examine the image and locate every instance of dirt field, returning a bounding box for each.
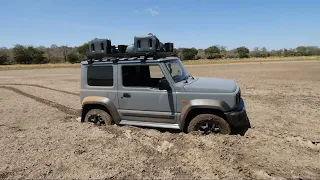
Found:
[0,61,319,179]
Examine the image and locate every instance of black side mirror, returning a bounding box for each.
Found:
[158,79,171,91]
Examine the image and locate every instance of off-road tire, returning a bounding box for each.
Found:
[187,114,231,135]
[84,109,114,126]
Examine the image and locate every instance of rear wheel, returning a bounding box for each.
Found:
[84,109,114,126]
[187,114,231,135]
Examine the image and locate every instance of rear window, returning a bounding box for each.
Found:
[87,65,113,86]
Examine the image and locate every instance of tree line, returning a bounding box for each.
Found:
[1,43,320,65]
[175,45,320,60]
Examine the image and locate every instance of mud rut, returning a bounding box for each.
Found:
[0,83,79,96]
[0,84,79,116]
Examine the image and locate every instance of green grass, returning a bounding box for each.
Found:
[1,56,319,71]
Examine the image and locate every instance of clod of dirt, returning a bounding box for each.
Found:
[156,141,174,153]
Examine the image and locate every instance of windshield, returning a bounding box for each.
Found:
[164,59,190,83]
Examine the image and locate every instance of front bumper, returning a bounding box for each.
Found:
[224,98,251,128]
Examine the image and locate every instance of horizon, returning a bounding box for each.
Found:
[1,0,319,50]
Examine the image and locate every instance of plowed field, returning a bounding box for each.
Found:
[0,61,319,179]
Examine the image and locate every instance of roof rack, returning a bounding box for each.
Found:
[86,51,176,64]
[83,33,176,64]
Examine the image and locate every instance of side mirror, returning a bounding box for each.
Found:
[158,79,171,91]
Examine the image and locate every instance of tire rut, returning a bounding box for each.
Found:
[0,83,79,96]
[0,86,79,116]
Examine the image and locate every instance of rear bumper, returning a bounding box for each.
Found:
[224,98,251,128]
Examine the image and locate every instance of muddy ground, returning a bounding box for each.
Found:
[0,61,319,179]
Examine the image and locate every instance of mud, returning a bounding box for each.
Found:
[0,86,78,115]
[0,61,320,179]
[0,83,79,96]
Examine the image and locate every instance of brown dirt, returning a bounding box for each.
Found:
[0,61,319,179]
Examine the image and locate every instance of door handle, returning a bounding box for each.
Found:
[123,93,131,98]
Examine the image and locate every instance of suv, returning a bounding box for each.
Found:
[79,35,251,135]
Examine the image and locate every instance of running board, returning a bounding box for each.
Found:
[119,120,181,130]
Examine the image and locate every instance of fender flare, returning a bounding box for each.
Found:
[178,99,231,130]
[81,96,121,125]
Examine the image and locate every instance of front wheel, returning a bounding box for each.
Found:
[187,114,231,135]
[84,109,114,126]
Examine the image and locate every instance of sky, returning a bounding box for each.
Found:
[1,0,320,50]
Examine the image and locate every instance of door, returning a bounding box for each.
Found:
[117,63,176,123]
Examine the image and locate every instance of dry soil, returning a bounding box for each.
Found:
[0,61,319,179]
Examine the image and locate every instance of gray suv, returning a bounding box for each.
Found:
[80,34,251,135]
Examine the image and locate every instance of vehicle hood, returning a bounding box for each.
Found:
[183,77,238,93]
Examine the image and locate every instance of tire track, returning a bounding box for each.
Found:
[0,86,79,116]
[0,83,79,96]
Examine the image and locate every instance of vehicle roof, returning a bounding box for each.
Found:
[80,56,180,65]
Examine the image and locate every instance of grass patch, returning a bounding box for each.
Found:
[1,56,319,71]
[0,63,80,71]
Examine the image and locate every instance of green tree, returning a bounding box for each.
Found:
[77,43,89,57]
[12,44,46,64]
[236,46,250,58]
[181,48,198,60]
[260,47,270,58]
[67,52,80,63]
[12,45,31,64]
[204,45,221,59]
[0,51,8,65]
[28,46,47,64]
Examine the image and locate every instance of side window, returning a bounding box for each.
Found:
[149,65,163,78]
[165,63,182,77]
[87,65,113,86]
[122,64,164,88]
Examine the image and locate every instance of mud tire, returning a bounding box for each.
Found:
[84,109,114,126]
[187,114,231,135]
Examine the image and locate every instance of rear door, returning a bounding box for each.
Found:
[117,63,176,123]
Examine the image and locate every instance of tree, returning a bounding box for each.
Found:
[67,52,80,63]
[250,47,261,57]
[204,45,221,59]
[181,48,198,60]
[27,46,47,64]
[12,44,30,64]
[218,45,227,58]
[77,43,89,57]
[236,46,250,58]
[196,48,206,59]
[60,45,70,62]
[12,44,46,64]
[0,51,8,65]
[260,47,270,58]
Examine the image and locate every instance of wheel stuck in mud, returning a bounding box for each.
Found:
[84,109,114,126]
[187,114,231,135]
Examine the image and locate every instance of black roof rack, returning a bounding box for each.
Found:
[83,33,176,64]
[86,51,176,64]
